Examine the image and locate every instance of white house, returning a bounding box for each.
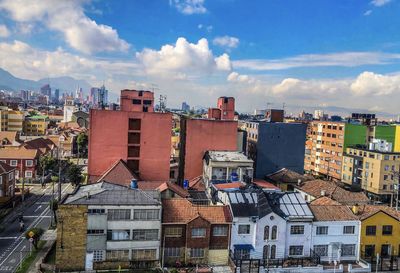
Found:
[309,197,361,262]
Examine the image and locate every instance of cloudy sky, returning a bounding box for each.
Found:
[0,0,399,115]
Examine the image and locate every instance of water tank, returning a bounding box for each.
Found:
[231,172,239,182]
[130,179,138,189]
[183,179,189,189]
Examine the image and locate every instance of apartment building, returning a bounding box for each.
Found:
[56,182,162,271]
[0,107,24,132]
[161,198,232,266]
[23,115,49,136]
[88,90,172,181]
[0,146,39,180]
[342,146,400,201]
[0,161,16,203]
[304,121,367,180]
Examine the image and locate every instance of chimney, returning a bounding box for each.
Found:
[130,179,138,189]
[86,191,90,199]
[352,204,359,215]
[297,179,302,186]
[320,190,326,196]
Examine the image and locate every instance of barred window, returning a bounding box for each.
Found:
[132,249,157,261]
[93,250,104,262]
[106,250,129,261]
[165,247,180,257]
[238,225,250,234]
[107,209,131,220]
[343,226,355,234]
[290,225,304,235]
[132,229,158,241]
[314,245,328,257]
[212,226,228,236]
[341,244,356,256]
[88,208,105,214]
[316,226,328,235]
[190,248,205,258]
[107,230,130,241]
[289,246,303,256]
[133,209,159,220]
[165,227,183,237]
[191,228,206,238]
[87,229,105,235]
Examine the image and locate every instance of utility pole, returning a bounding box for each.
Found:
[58,145,62,201]
[20,160,24,202]
[392,170,400,210]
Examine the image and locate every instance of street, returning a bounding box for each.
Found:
[0,183,72,273]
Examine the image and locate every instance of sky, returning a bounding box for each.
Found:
[0,0,400,116]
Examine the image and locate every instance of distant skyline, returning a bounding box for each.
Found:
[0,0,400,115]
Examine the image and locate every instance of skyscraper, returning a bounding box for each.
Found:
[40,84,51,97]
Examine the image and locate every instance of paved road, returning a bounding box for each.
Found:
[0,183,72,273]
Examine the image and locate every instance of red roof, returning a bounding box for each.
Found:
[162,198,232,224]
[214,182,244,190]
[0,161,15,173]
[189,175,206,191]
[96,159,139,185]
[253,179,280,190]
[137,181,190,198]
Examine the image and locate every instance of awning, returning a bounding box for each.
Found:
[234,244,254,250]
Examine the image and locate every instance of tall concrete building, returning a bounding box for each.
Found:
[88,90,171,182]
[0,107,24,132]
[63,97,76,122]
[40,84,51,97]
[208,97,235,120]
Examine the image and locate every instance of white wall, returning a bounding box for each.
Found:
[230,217,257,255]
[285,221,313,257]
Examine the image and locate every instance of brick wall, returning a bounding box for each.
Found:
[56,204,87,271]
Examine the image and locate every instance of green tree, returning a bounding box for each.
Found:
[66,164,82,187]
[76,132,88,157]
[39,155,57,175]
[25,227,44,249]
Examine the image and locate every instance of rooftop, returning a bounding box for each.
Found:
[265,168,314,184]
[63,182,161,206]
[162,198,232,224]
[0,161,15,173]
[0,146,39,159]
[204,150,253,163]
[96,159,139,186]
[356,204,400,221]
[310,197,358,221]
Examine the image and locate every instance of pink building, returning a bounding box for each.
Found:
[88,90,171,182]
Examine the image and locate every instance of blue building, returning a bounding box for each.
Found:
[246,122,307,179]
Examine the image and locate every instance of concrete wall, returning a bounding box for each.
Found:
[285,221,313,257]
[88,109,171,181]
[255,122,307,178]
[179,119,238,181]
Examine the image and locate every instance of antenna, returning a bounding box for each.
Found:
[159,94,167,113]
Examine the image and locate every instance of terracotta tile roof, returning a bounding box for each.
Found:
[356,205,400,221]
[157,181,190,198]
[24,137,55,153]
[137,181,165,189]
[0,161,15,173]
[0,146,39,159]
[0,131,20,144]
[214,182,244,190]
[96,159,139,186]
[253,179,280,190]
[310,204,358,221]
[189,175,206,191]
[297,179,369,205]
[310,196,341,206]
[265,168,314,184]
[162,198,232,224]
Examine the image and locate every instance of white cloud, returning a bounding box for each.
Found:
[213,35,240,49]
[364,10,372,16]
[0,24,10,37]
[0,0,129,54]
[371,0,392,7]
[350,71,400,96]
[233,51,400,71]
[198,24,213,32]
[170,0,207,15]
[136,37,231,78]
[227,72,255,84]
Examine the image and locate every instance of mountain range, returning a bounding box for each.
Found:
[0,68,92,94]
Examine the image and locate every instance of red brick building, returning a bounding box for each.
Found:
[0,146,39,180]
[162,198,232,266]
[0,161,16,202]
[208,96,235,120]
[88,90,172,181]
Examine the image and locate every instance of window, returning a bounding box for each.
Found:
[164,227,182,237]
[133,209,159,220]
[9,172,13,180]
[88,208,105,214]
[132,229,158,241]
[343,226,355,234]
[382,225,393,235]
[289,246,303,256]
[132,249,157,261]
[341,244,356,256]
[165,247,180,257]
[314,245,328,257]
[190,248,205,258]
[87,229,105,235]
[234,249,250,259]
[271,226,277,240]
[364,245,375,257]
[290,225,304,235]
[143,100,152,105]
[384,165,389,171]
[263,245,270,259]
[108,209,131,220]
[270,245,276,259]
[106,250,129,261]
[25,160,33,167]
[366,226,376,236]
[132,99,142,104]
[316,226,328,235]
[107,230,130,241]
[264,226,269,240]
[25,171,32,178]
[10,160,17,167]
[238,225,250,235]
[191,228,206,238]
[212,226,228,236]
[93,250,104,262]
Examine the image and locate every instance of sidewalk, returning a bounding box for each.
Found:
[27,230,56,273]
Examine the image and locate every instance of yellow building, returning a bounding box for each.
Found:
[358,205,400,258]
[23,115,49,136]
[395,125,400,153]
[0,107,24,132]
[342,147,400,201]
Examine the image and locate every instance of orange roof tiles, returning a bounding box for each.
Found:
[310,197,358,221]
[96,159,138,186]
[0,146,39,159]
[253,179,280,190]
[162,198,232,224]
[356,205,400,221]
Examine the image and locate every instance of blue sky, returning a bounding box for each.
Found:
[0,0,399,116]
